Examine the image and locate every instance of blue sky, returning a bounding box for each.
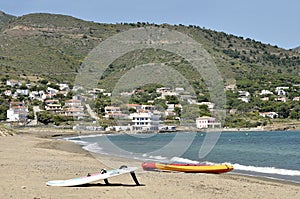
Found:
[0,0,299,49]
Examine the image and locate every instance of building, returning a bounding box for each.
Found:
[62,108,86,119]
[104,106,127,118]
[130,112,161,131]
[6,80,21,87]
[259,112,278,119]
[7,102,28,123]
[196,116,221,129]
[260,90,273,95]
[65,99,82,107]
[44,100,62,113]
[275,97,287,102]
[293,97,300,101]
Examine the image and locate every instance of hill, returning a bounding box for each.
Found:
[0,12,300,87]
[0,11,15,28]
[293,46,300,53]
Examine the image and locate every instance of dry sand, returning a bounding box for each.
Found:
[0,131,299,199]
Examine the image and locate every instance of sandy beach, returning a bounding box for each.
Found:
[0,129,299,199]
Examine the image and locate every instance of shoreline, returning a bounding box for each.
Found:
[12,125,300,139]
[1,129,299,198]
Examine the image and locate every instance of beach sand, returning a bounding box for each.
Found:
[0,131,299,199]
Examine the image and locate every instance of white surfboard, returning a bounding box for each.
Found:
[46,166,139,187]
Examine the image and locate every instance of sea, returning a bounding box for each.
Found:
[65,130,300,184]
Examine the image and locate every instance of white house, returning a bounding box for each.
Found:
[196,116,221,129]
[259,112,278,118]
[238,91,250,103]
[130,112,161,131]
[4,90,12,96]
[293,97,300,101]
[16,89,30,96]
[275,87,289,96]
[260,90,273,95]
[275,97,287,102]
[47,87,59,95]
[7,102,28,122]
[58,83,70,91]
[6,80,21,87]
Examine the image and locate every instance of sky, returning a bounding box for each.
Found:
[0,0,299,49]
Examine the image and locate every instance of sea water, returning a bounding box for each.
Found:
[66,131,300,183]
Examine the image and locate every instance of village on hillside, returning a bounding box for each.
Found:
[1,78,300,132]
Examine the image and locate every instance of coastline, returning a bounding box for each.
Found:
[0,129,299,198]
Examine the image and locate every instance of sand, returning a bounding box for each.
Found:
[0,130,299,199]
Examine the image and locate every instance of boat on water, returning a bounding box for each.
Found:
[142,162,234,173]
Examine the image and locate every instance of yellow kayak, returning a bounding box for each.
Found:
[142,162,234,173]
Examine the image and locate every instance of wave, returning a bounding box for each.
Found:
[82,143,105,154]
[233,163,300,176]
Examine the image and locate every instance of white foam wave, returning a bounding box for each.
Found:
[62,138,89,146]
[170,157,200,164]
[82,143,104,154]
[233,163,300,176]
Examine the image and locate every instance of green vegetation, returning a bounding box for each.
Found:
[1,11,300,128]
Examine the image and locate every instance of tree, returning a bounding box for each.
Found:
[199,104,211,117]
[37,111,53,125]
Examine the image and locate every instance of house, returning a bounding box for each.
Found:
[275,87,289,91]
[47,87,59,95]
[259,112,278,118]
[275,97,287,102]
[4,90,12,96]
[165,110,176,117]
[7,102,28,123]
[277,90,287,96]
[140,105,156,112]
[196,116,221,129]
[15,89,29,96]
[260,90,273,95]
[65,99,82,107]
[104,106,127,118]
[45,100,62,112]
[58,83,70,91]
[293,97,300,101]
[130,112,161,131]
[275,87,289,96]
[261,97,269,101]
[29,91,46,101]
[238,91,250,103]
[126,104,142,111]
[104,106,121,114]
[156,87,171,93]
[6,80,21,87]
[62,108,86,119]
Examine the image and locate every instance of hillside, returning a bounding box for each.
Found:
[0,11,15,28]
[293,46,300,53]
[0,12,300,87]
